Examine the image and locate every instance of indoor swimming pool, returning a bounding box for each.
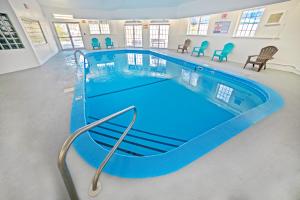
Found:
[71,49,283,178]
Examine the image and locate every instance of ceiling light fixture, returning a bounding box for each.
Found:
[53,14,74,19]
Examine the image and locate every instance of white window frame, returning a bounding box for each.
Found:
[21,18,47,45]
[235,8,265,37]
[187,16,210,35]
[124,24,143,48]
[149,24,169,49]
[88,22,100,34]
[88,21,110,35]
[99,23,110,34]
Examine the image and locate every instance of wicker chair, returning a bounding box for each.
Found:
[177,39,191,53]
[244,46,278,72]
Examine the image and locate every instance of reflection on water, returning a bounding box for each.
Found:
[86,61,115,82]
[125,54,168,78]
[180,69,199,87]
[149,55,166,67]
[85,51,265,114]
[127,53,143,66]
[216,84,233,103]
[96,62,115,68]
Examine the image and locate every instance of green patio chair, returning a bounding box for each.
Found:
[91,38,101,49]
[211,42,234,62]
[105,37,114,48]
[191,41,209,56]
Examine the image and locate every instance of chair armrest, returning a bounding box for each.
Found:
[213,50,222,55]
[248,55,259,58]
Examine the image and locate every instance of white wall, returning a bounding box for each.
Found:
[169,0,300,72]
[42,0,300,73]
[79,20,126,49]
[0,0,58,74]
[0,0,39,74]
[9,0,58,65]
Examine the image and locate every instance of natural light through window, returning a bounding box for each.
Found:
[99,23,110,34]
[89,23,100,34]
[149,24,169,48]
[125,24,143,47]
[235,8,264,37]
[187,16,210,35]
[88,22,110,34]
[21,18,47,45]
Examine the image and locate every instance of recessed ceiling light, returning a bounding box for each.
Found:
[53,14,74,19]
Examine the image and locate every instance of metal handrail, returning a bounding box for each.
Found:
[74,49,88,67]
[58,106,137,200]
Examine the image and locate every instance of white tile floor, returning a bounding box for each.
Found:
[0,49,299,200]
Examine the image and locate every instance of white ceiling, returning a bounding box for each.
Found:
[38,0,289,19]
[38,0,196,10]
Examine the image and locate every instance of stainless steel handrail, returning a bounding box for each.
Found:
[74,49,88,67]
[58,106,137,200]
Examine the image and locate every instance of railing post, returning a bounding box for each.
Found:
[58,106,136,200]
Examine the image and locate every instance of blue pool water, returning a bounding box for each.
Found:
[71,49,283,178]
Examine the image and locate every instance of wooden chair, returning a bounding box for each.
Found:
[177,39,191,53]
[244,46,278,72]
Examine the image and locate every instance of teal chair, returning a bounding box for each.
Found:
[105,37,114,48]
[191,41,209,56]
[91,38,101,49]
[211,43,234,62]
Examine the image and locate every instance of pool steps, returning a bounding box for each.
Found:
[58,105,137,200]
[87,116,186,156]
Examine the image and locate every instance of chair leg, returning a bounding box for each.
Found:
[243,62,248,69]
[258,64,263,72]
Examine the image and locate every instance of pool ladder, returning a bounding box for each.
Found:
[58,106,137,200]
[74,50,87,66]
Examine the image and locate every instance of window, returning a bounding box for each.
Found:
[99,23,110,34]
[235,8,264,37]
[125,24,142,47]
[149,24,169,48]
[187,16,210,35]
[21,18,46,45]
[88,21,110,34]
[54,23,84,49]
[88,23,100,34]
[0,13,24,50]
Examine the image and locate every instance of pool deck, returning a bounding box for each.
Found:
[0,49,299,200]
